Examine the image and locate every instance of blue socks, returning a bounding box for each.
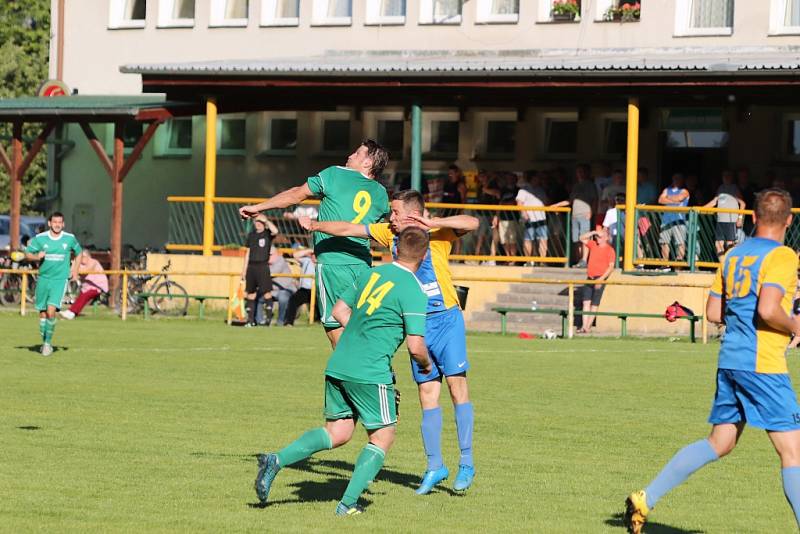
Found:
[782,466,800,527]
[454,402,474,468]
[421,408,443,471]
[645,439,719,509]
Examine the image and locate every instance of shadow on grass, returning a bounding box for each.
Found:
[605,513,704,533]
[17,425,42,430]
[15,345,69,354]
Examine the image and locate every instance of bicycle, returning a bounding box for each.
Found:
[115,257,189,317]
[0,254,37,307]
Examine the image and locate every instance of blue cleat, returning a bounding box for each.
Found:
[335,502,364,516]
[254,453,280,504]
[453,464,475,492]
[415,466,449,495]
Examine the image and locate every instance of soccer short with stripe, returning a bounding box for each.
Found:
[410,305,469,384]
[35,277,69,311]
[708,369,800,432]
[315,263,370,329]
[324,376,396,430]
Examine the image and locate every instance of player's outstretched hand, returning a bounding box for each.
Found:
[297,216,313,231]
[239,205,259,220]
[404,214,434,229]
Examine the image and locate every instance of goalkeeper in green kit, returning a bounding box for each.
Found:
[24,212,81,356]
[254,227,432,515]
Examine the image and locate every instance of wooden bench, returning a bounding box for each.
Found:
[491,307,703,342]
[136,292,228,319]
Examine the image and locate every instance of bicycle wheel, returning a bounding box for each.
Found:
[113,285,141,315]
[152,281,189,316]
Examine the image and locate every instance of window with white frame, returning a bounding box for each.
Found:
[257,112,297,154]
[154,118,193,157]
[108,0,146,28]
[217,115,247,155]
[769,0,800,34]
[476,0,519,23]
[474,111,517,158]
[422,112,460,157]
[419,0,462,24]
[537,0,580,22]
[261,0,300,26]
[157,0,195,27]
[603,117,628,156]
[365,0,406,25]
[312,0,352,25]
[675,0,733,36]
[543,113,578,156]
[210,0,249,27]
[104,122,143,154]
[364,111,405,156]
[322,120,351,153]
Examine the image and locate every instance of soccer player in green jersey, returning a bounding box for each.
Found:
[254,227,433,515]
[239,140,390,348]
[24,212,82,356]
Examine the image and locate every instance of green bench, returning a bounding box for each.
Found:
[491,307,703,342]
[136,292,228,319]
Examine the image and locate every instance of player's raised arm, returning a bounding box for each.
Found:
[404,213,478,234]
[302,219,369,238]
[331,299,352,328]
[239,183,314,219]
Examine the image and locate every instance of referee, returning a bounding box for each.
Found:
[241,214,279,327]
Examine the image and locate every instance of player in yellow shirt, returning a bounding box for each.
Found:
[301,189,480,493]
[624,189,800,533]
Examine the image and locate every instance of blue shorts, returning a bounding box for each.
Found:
[571,217,590,243]
[410,306,469,384]
[524,221,548,241]
[708,369,800,432]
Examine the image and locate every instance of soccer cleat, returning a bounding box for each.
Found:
[453,464,475,492]
[254,453,280,504]
[40,343,53,357]
[415,466,449,495]
[59,310,75,320]
[335,502,364,516]
[623,490,650,534]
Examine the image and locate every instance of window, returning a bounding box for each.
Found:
[769,0,800,34]
[217,116,247,155]
[322,120,351,153]
[108,0,146,28]
[664,131,729,148]
[157,0,195,26]
[104,122,143,154]
[604,119,628,156]
[210,0,249,27]
[366,0,406,25]
[270,119,297,151]
[537,0,580,22]
[312,0,352,25]
[474,111,517,158]
[675,0,733,36]
[419,0,462,24]
[544,117,578,155]
[155,118,193,157]
[261,0,300,25]
[785,115,800,158]
[476,0,519,23]
[377,120,404,155]
[596,0,641,21]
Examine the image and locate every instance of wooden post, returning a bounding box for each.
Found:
[623,97,640,271]
[121,271,128,321]
[203,98,218,256]
[109,122,124,305]
[567,283,574,339]
[10,122,22,251]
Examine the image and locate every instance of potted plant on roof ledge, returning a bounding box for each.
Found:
[603,2,640,22]
[552,0,580,21]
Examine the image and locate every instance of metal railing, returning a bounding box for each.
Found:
[166,196,572,265]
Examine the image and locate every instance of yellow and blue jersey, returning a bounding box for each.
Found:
[367,223,459,314]
[710,237,798,374]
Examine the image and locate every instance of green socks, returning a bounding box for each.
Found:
[39,318,47,342]
[341,443,386,507]
[44,318,56,344]
[276,427,332,467]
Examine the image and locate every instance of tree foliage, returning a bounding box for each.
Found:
[0,0,51,214]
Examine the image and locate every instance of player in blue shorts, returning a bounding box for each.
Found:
[624,188,800,533]
[302,189,480,493]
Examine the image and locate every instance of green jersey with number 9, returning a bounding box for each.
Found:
[306,166,389,265]
[325,262,428,385]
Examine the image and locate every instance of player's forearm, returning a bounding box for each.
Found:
[252,186,310,212]
[310,220,367,238]
[24,252,39,262]
[331,301,351,327]
[429,215,478,232]
[758,303,795,334]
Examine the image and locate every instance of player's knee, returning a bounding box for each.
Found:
[708,435,736,457]
[326,423,354,448]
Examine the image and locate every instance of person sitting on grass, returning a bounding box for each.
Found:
[60,250,108,320]
[578,228,616,334]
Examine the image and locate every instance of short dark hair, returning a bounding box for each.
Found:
[396,227,429,263]
[391,189,425,213]
[361,139,389,178]
[49,211,64,221]
[755,188,793,226]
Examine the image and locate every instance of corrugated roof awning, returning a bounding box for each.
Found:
[0,95,201,121]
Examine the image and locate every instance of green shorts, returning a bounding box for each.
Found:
[315,263,370,328]
[324,376,396,430]
[36,277,68,311]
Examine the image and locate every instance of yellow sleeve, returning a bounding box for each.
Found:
[367,223,394,248]
[709,251,728,298]
[430,227,458,242]
[761,246,799,295]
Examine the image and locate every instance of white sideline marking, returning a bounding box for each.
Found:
[470,348,699,354]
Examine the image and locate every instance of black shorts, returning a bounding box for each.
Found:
[245,262,272,295]
[583,278,605,307]
[715,222,736,242]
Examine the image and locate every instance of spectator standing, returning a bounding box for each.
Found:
[492,173,521,258]
[600,170,626,215]
[552,164,597,268]
[473,170,501,257]
[59,250,108,319]
[578,228,616,334]
[284,248,318,326]
[737,167,756,234]
[442,164,468,255]
[685,174,705,206]
[704,170,745,256]
[636,167,658,205]
[594,162,613,197]
[242,214,279,327]
[658,173,690,265]
[517,172,549,263]
[259,246,295,326]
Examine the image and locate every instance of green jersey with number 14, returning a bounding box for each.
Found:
[325,263,428,385]
[306,166,389,265]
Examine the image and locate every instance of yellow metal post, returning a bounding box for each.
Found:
[701,288,709,344]
[121,272,128,321]
[202,97,218,256]
[20,273,27,316]
[309,279,316,325]
[623,97,640,272]
[227,275,235,325]
[567,283,574,339]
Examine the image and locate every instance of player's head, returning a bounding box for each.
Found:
[594,227,610,245]
[48,212,64,234]
[80,249,93,265]
[396,226,429,268]
[346,139,389,179]
[389,190,425,233]
[254,214,267,231]
[753,188,793,231]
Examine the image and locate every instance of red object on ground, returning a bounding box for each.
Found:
[518,332,537,339]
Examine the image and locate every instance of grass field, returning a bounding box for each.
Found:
[1,313,799,533]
